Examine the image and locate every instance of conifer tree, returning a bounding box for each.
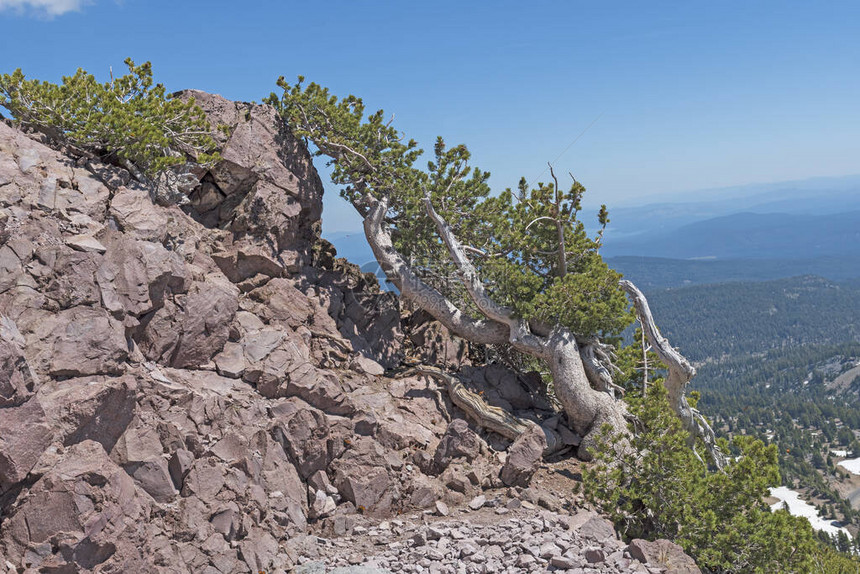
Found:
[269,77,725,464]
[0,59,218,181]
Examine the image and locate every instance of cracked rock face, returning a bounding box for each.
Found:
[0,100,698,573]
[0,104,443,572]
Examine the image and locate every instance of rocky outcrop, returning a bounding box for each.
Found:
[0,96,699,572]
[1,441,153,572]
[178,90,324,273]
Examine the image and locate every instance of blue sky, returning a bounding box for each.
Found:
[1,1,858,233]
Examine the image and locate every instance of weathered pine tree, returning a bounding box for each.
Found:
[269,78,725,466]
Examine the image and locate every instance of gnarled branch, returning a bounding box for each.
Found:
[620,279,727,470]
[581,343,625,398]
[402,366,562,453]
[422,193,548,358]
[362,193,510,346]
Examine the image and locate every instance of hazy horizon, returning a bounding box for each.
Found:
[321,172,860,234]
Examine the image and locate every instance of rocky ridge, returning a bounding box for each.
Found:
[0,92,697,573]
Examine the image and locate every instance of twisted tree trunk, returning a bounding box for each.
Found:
[358,191,623,457]
[358,190,725,466]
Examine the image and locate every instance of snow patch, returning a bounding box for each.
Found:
[769,486,850,537]
[831,449,849,457]
[838,457,860,475]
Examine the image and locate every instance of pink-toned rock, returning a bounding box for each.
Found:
[168,448,195,490]
[432,419,481,474]
[271,404,337,479]
[550,555,578,568]
[37,374,137,452]
[65,233,106,253]
[404,309,468,370]
[249,278,312,328]
[26,306,128,377]
[330,437,396,515]
[0,121,110,219]
[483,363,535,410]
[309,488,337,518]
[179,91,323,266]
[181,457,227,500]
[238,527,280,573]
[240,327,285,364]
[584,546,606,563]
[339,290,402,368]
[209,432,248,465]
[0,440,151,571]
[0,209,8,244]
[96,235,189,319]
[500,423,546,487]
[258,433,307,530]
[375,409,436,451]
[336,465,392,514]
[135,276,238,368]
[574,513,619,543]
[40,248,102,310]
[110,416,166,466]
[307,469,335,495]
[351,355,385,376]
[286,365,355,415]
[212,246,285,284]
[254,346,355,414]
[0,244,22,294]
[209,501,242,541]
[0,339,37,407]
[128,458,177,503]
[214,341,245,378]
[108,183,171,241]
[408,474,441,508]
[628,539,702,573]
[0,398,53,492]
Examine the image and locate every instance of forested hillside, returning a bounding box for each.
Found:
[641,275,860,361]
[696,343,860,546]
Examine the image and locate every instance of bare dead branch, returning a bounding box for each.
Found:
[620,279,727,469]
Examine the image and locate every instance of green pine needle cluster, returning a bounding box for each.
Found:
[0,59,219,178]
[476,177,631,337]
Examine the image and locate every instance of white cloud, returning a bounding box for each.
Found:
[0,0,90,17]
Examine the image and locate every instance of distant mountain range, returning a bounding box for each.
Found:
[324,174,860,287]
[608,255,860,289]
[596,174,860,240]
[601,210,860,260]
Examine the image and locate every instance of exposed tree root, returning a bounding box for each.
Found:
[398,366,563,454]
